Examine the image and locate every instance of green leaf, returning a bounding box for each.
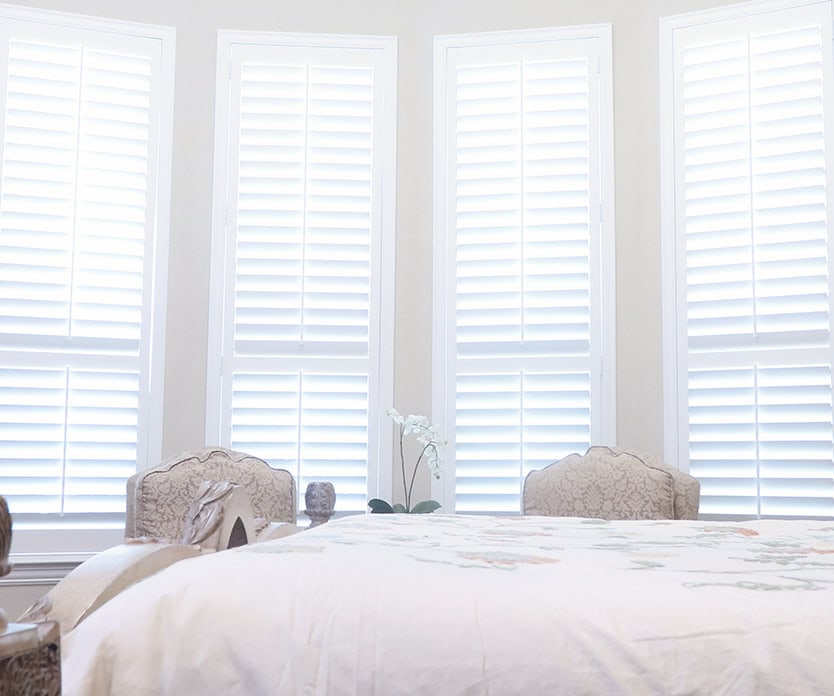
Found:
[367,498,394,514]
[410,500,441,514]
[392,503,407,513]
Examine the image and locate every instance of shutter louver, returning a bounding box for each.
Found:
[230,371,369,511]
[455,57,591,357]
[0,20,168,535]
[671,4,834,518]
[689,365,834,517]
[235,61,372,356]
[0,41,149,347]
[454,371,591,512]
[442,33,608,514]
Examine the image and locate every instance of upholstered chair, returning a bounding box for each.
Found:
[21,447,300,634]
[522,445,700,520]
[125,446,297,543]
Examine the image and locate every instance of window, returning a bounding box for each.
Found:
[207,32,396,512]
[0,6,175,556]
[432,26,616,513]
[661,0,834,518]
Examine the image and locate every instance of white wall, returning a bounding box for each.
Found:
[0,0,738,501]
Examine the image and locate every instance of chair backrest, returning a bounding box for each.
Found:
[125,446,296,541]
[522,445,700,520]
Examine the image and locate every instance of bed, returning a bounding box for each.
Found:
[61,513,834,695]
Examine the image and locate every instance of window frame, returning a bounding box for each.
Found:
[206,30,397,510]
[660,0,834,518]
[0,3,175,560]
[431,24,617,513]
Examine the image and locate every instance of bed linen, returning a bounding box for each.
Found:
[62,514,834,695]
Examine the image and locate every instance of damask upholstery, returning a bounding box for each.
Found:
[125,446,297,542]
[522,446,700,520]
[632,448,701,520]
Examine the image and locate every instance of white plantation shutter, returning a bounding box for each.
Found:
[0,11,173,551]
[455,372,592,511]
[209,34,395,512]
[230,372,370,503]
[2,41,150,345]
[434,28,615,513]
[0,367,140,512]
[234,61,373,354]
[664,0,834,518]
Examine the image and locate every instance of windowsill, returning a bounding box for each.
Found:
[1,554,86,586]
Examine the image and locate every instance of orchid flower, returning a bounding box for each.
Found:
[370,408,446,513]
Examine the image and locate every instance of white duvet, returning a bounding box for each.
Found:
[62,514,834,695]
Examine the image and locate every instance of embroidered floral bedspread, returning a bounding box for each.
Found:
[62,515,834,695]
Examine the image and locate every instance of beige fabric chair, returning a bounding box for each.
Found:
[522,445,700,520]
[125,446,297,542]
[22,447,300,635]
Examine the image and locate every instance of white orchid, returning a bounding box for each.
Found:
[371,408,445,513]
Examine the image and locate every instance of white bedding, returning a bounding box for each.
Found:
[62,514,834,695]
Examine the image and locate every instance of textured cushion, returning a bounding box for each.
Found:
[125,447,296,541]
[523,446,683,520]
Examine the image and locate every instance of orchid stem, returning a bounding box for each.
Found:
[406,443,432,513]
[399,425,409,512]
